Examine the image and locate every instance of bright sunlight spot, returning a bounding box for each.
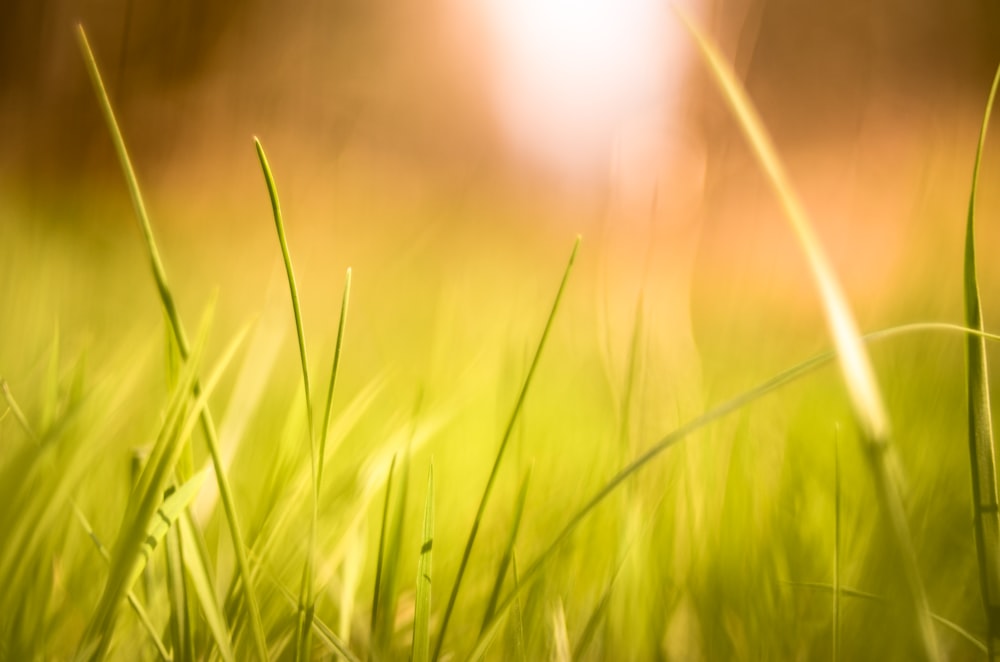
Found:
[477,0,685,181]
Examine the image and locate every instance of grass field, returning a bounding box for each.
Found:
[2,20,1000,662]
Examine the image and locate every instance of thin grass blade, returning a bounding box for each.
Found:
[412,464,435,662]
[255,136,318,662]
[178,513,237,662]
[370,452,398,652]
[481,466,532,632]
[963,61,1000,659]
[434,235,580,662]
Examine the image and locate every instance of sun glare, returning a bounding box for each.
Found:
[478,0,687,182]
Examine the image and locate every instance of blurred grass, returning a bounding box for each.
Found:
[2,21,1000,662]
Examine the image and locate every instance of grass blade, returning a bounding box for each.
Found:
[76,25,270,660]
[412,464,435,662]
[375,445,411,656]
[672,9,939,659]
[73,503,171,662]
[433,235,580,661]
[179,513,237,662]
[963,61,1000,659]
[164,519,194,662]
[370,452,398,654]
[319,268,353,492]
[254,136,318,662]
[481,466,532,632]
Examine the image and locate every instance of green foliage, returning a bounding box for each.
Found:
[2,14,1000,662]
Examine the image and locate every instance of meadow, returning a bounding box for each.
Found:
[2,15,1000,662]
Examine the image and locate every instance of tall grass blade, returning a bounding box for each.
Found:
[672,9,939,659]
[164,520,194,662]
[254,136,318,662]
[412,464,435,662]
[370,452,398,654]
[433,235,581,661]
[375,445,411,656]
[963,61,1000,659]
[481,466,532,631]
[76,25,270,660]
[319,268,353,492]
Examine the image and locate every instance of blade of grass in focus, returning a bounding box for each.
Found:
[672,8,939,660]
[76,24,270,661]
[412,464,434,662]
[254,137,318,662]
[963,60,1000,660]
[433,235,580,662]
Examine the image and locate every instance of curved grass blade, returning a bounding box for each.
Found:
[963,61,1000,659]
[413,464,435,662]
[254,136,318,662]
[672,8,938,659]
[470,321,1000,661]
[76,25,270,660]
[433,235,580,662]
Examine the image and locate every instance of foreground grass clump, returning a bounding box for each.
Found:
[0,19,999,662]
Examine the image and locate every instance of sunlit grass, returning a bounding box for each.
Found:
[0,16,998,662]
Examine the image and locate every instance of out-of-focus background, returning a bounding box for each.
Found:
[3,1,1000,659]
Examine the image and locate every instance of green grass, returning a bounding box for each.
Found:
[1,15,1000,662]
